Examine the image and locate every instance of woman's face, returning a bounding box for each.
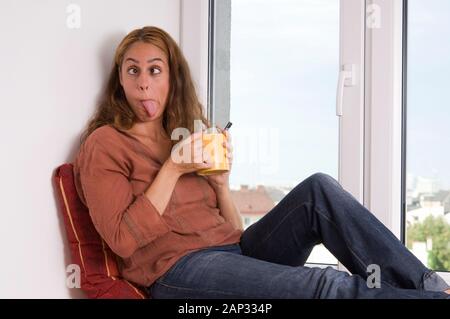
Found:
[119,41,170,122]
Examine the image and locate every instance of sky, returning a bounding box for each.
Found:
[407,0,450,191]
[228,0,450,191]
[229,0,339,188]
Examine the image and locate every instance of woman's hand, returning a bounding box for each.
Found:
[203,127,233,192]
[165,131,213,176]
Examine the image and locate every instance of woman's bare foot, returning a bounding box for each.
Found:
[445,289,450,295]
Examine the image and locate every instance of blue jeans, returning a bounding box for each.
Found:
[148,173,450,299]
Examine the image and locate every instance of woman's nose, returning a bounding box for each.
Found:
[138,82,149,91]
[137,76,150,91]
[139,84,149,91]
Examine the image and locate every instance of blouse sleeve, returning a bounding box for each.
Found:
[77,136,171,258]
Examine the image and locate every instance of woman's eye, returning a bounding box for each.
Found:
[127,67,138,75]
[150,67,161,75]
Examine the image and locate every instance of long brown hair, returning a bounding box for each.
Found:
[79,26,210,146]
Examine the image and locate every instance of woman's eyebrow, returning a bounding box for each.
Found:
[124,57,164,64]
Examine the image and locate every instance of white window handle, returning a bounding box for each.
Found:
[336,64,356,117]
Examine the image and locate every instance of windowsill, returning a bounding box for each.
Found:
[437,272,450,286]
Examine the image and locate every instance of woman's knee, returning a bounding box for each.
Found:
[296,173,340,193]
[309,172,338,185]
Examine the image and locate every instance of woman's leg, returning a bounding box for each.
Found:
[148,243,449,299]
[239,173,450,293]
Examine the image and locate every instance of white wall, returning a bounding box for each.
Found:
[179,0,209,109]
[0,0,181,298]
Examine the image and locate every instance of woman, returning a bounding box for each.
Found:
[73,26,450,299]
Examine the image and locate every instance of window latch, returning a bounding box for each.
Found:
[336,63,356,117]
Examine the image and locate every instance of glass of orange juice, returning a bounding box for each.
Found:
[196,127,230,176]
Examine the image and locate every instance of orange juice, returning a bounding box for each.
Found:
[196,131,230,176]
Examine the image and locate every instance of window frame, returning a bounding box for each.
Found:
[337,0,367,272]
[363,0,404,242]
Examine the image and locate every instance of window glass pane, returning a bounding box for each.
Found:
[229,0,339,265]
[406,0,450,272]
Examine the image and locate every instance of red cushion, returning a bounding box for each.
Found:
[53,163,149,299]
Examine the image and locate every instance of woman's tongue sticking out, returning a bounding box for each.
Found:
[142,100,157,117]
